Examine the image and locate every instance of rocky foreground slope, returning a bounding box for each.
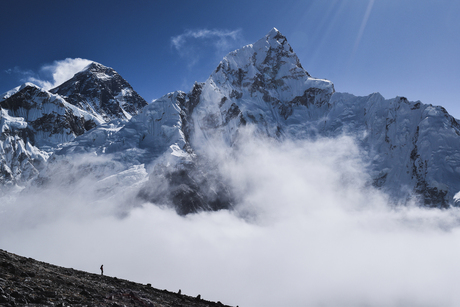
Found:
[0,249,232,307]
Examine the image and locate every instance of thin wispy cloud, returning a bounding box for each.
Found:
[171,28,242,52]
[31,58,93,90]
[171,28,243,69]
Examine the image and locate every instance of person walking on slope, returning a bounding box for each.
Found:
[100,264,103,275]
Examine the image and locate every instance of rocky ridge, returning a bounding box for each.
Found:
[0,249,233,307]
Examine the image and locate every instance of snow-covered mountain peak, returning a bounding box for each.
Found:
[214,27,306,81]
[210,27,334,99]
[50,61,147,122]
[178,29,336,152]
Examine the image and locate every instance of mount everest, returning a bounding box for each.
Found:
[1,28,459,214]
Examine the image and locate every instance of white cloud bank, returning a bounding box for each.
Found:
[1,134,460,307]
[26,58,92,90]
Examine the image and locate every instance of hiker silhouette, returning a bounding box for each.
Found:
[100,264,103,275]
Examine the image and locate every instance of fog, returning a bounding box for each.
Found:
[1,134,460,307]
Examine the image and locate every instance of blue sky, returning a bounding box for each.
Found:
[1,0,460,117]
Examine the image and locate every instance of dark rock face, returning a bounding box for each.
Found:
[138,158,234,216]
[50,62,148,121]
[177,82,203,153]
[0,249,233,307]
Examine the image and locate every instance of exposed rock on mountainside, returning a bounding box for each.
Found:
[0,249,233,307]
